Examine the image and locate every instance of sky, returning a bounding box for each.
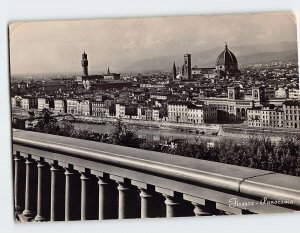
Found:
[9,12,297,75]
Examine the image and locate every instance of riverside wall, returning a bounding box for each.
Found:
[74,116,220,134]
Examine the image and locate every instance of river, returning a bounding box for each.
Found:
[72,122,223,143]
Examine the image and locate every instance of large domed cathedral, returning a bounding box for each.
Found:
[215,43,241,79]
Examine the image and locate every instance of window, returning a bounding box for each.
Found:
[254,90,259,99]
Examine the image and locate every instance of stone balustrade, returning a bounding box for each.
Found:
[12,129,300,222]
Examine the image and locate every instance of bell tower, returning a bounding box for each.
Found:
[172,62,177,81]
[183,53,191,79]
[228,86,240,100]
[252,86,265,102]
[81,51,88,76]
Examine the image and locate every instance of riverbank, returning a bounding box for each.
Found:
[73,116,297,142]
[12,108,297,142]
[74,116,220,133]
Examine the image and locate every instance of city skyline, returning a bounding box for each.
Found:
[10,12,297,75]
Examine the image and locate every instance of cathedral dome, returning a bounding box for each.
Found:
[216,43,238,68]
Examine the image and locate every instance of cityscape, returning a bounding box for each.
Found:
[11,44,300,135]
[10,13,300,223]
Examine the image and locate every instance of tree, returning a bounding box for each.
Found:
[59,121,76,137]
[34,108,60,134]
[109,119,144,148]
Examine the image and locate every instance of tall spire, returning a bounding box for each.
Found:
[107,67,110,74]
[172,61,176,81]
[225,41,228,50]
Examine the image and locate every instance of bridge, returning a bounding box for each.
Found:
[12,129,300,221]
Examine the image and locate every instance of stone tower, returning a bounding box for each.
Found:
[81,51,88,76]
[252,86,265,102]
[228,86,241,100]
[183,53,191,79]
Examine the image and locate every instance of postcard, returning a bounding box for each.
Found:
[10,12,300,222]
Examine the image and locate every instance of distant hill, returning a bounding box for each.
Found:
[122,41,298,72]
[237,50,298,66]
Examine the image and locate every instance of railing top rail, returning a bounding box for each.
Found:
[12,129,300,207]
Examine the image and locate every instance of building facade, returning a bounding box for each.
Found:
[80,100,91,116]
[38,98,49,110]
[167,101,217,124]
[21,98,29,109]
[247,101,299,129]
[28,97,38,109]
[247,107,262,127]
[53,99,66,114]
[200,86,255,122]
[191,67,216,80]
[115,103,126,118]
[66,99,80,115]
[91,101,106,117]
[283,100,300,129]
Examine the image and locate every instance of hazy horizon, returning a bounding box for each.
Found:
[9,12,297,76]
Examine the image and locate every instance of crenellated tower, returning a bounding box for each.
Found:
[81,51,89,76]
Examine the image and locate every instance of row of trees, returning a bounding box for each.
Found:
[33,109,300,177]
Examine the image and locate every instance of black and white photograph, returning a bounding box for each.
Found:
[9,11,300,224]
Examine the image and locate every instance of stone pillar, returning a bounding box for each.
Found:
[192,202,210,216]
[139,187,155,218]
[98,175,112,220]
[163,194,182,218]
[80,172,90,220]
[117,181,138,219]
[34,160,48,222]
[14,152,24,215]
[117,181,130,219]
[64,166,75,221]
[50,163,59,221]
[78,170,98,221]
[21,156,36,221]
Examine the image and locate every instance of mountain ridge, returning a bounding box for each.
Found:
[122,41,298,72]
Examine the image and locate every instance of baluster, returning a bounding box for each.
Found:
[98,174,115,220]
[64,166,73,221]
[192,202,210,216]
[117,181,131,219]
[117,179,138,219]
[21,155,37,221]
[205,200,217,215]
[14,152,24,215]
[163,194,182,218]
[80,170,98,220]
[139,186,155,218]
[80,171,90,220]
[64,165,80,221]
[74,168,98,221]
[50,161,60,221]
[34,158,49,222]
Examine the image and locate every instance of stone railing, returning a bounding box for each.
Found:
[12,129,300,222]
